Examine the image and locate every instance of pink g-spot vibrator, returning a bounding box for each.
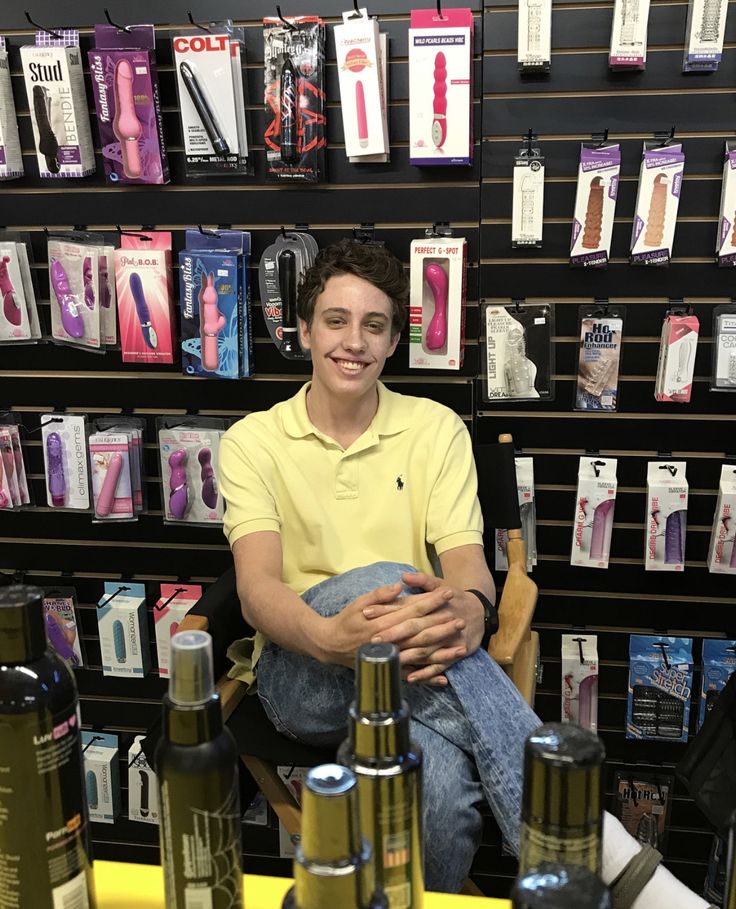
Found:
[201,272,225,372]
[589,498,615,561]
[95,453,123,518]
[113,59,143,179]
[198,447,218,509]
[0,256,20,326]
[168,449,189,520]
[46,431,66,507]
[50,258,85,339]
[356,80,368,148]
[83,256,95,309]
[432,52,447,149]
[1,440,14,504]
[423,262,448,351]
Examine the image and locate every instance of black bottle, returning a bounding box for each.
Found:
[338,643,424,909]
[519,722,605,875]
[512,863,613,908]
[0,584,96,908]
[155,629,243,909]
[282,763,387,909]
[726,810,736,909]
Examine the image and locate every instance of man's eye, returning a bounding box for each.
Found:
[367,323,384,332]
[327,319,344,327]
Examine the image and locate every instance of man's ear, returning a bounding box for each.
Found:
[298,317,311,351]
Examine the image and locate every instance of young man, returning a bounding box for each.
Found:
[219,240,712,907]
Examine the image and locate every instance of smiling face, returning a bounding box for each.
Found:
[299,273,400,402]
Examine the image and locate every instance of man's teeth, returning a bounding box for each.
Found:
[337,360,365,370]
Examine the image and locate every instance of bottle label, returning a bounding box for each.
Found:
[0,703,93,908]
[520,822,601,874]
[161,772,242,909]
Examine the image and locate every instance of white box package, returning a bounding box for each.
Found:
[645,462,688,571]
[571,457,618,569]
[97,581,151,677]
[562,634,599,732]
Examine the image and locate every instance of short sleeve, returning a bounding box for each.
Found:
[218,425,281,547]
[426,414,484,555]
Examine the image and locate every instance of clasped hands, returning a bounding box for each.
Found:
[322,571,486,687]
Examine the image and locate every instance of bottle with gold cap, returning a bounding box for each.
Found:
[282,763,387,909]
[726,811,736,909]
[155,629,242,909]
[0,584,96,909]
[512,863,612,908]
[519,722,605,875]
[338,643,424,909]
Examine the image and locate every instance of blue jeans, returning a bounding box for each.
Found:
[257,562,541,893]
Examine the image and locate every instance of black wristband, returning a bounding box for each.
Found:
[465,588,498,651]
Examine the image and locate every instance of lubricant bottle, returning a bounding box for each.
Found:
[155,629,243,909]
[0,584,96,908]
[519,722,605,876]
[338,643,424,909]
[282,763,387,909]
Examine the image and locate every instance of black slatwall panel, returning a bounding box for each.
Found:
[0,0,731,898]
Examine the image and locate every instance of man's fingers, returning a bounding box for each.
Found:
[399,645,466,667]
[401,571,443,592]
[364,587,453,622]
[371,614,460,646]
[357,582,403,610]
[406,664,450,685]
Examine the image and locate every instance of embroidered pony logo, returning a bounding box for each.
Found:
[396,475,405,491]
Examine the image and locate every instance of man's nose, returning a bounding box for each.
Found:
[343,322,367,350]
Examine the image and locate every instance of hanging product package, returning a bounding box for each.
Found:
[0,231,42,344]
[570,141,621,267]
[0,36,24,179]
[708,465,736,574]
[716,142,736,266]
[409,7,473,166]
[495,456,537,573]
[179,228,252,378]
[87,420,144,523]
[154,584,203,676]
[114,230,175,364]
[81,730,121,823]
[512,136,545,248]
[682,0,729,71]
[263,15,326,182]
[518,0,552,71]
[482,301,553,401]
[93,416,145,515]
[654,307,699,403]
[574,303,624,411]
[630,140,685,266]
[42,587,85,668]
[334,8,390,163]
[158,417,227,526]
[561,633,599,732]
[645,460,688,571]
[0,418,31,509]
[40,413,91,511]
[96,581,150,678]
[128,734,159,825]
[20,29,95,178]
[711,303,736,390]
[48,233,108,352]
[571,457,617,569]
[409,234,468,370]
[699,639,736,729]
[173,22,251,177]
[259,229,318,360]
[609,0,651,69]
[627,634,694,742]
[88,24,169,184]
[612,770,675,851]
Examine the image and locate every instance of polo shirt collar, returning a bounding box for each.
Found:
[281,381,412,444]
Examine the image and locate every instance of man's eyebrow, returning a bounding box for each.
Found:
[321,307,389,321]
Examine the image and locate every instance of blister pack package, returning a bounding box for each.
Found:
[158,418,227,526]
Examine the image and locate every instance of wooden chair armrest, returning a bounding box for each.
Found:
[488,533,538,666]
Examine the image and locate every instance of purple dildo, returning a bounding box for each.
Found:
[665,510,685,564]
[168,449,189,520]
[50,258,85,339]
[45,614,77,664]
[46,431,66,507]
[589,498,615,561]
[99,255,111,308]
[198,447,218,509]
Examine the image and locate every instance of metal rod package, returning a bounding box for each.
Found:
[338,643,424,909]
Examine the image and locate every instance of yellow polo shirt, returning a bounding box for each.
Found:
[219,381,483,595]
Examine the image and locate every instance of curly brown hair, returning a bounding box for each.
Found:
[297,239,408,336]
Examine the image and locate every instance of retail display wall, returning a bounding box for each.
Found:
[0,0,733,898]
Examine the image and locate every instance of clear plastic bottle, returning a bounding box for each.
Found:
[0,584,96,908]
